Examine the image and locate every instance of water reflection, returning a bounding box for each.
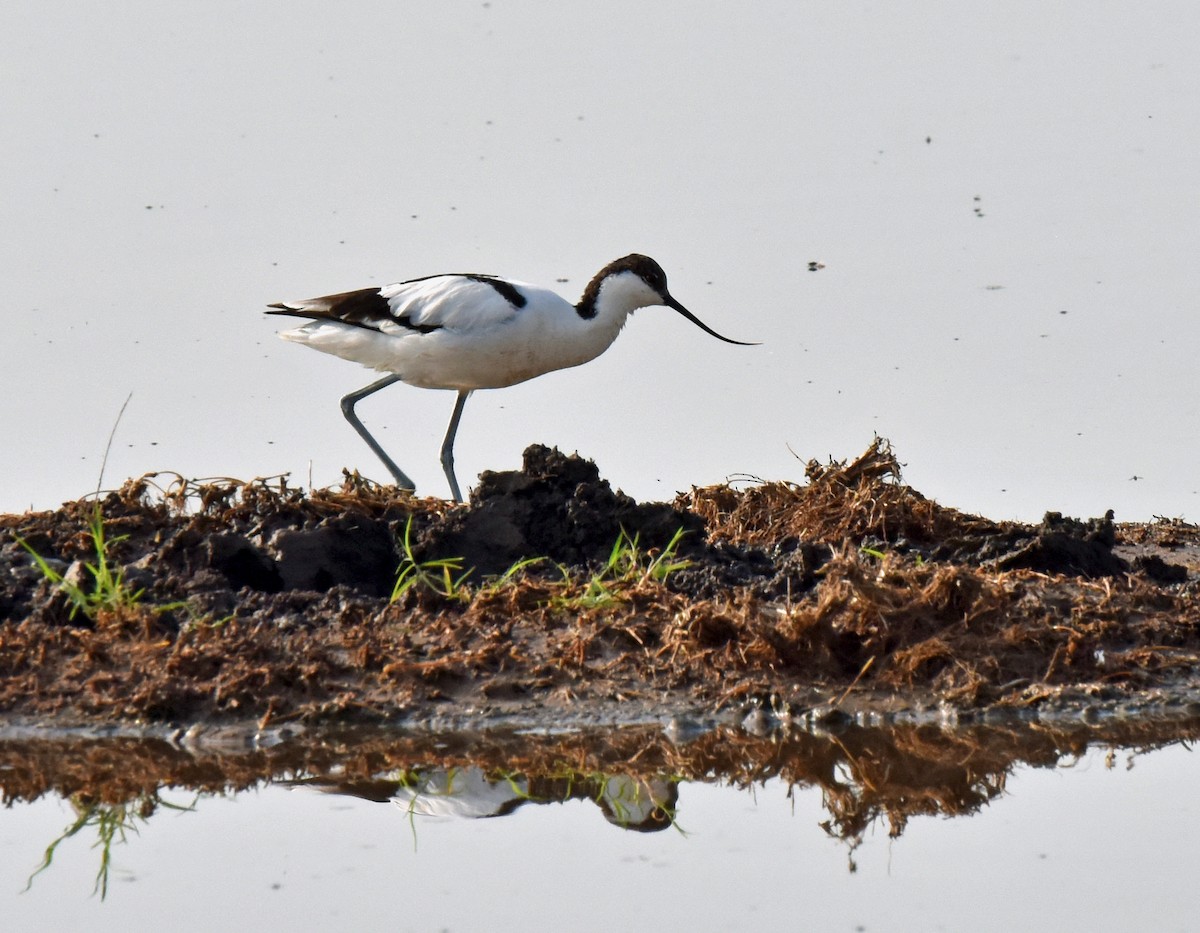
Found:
[294,767,680,833]
[4,715,1198,898]
[25,792,196,898]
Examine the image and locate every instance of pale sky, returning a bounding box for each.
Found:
[3,1,1198,521]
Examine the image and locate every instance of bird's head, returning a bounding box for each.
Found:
[582,254,758,346]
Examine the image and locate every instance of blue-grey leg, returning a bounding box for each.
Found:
[440,390,471,504]
[339,375,416,490]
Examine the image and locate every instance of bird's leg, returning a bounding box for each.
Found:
[339,375,416,490]
[440,390,471,504]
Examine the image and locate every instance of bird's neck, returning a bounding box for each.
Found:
[575,272,653,324]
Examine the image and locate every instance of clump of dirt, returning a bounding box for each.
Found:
[428,444,708,576]
[1,439,1197,727]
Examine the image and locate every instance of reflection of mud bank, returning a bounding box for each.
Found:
[5,718,1199,846]
[1,439,1198,726]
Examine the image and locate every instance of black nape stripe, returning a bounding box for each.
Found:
[575,294,598,320]
[466,274,527,309]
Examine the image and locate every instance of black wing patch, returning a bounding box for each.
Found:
[266,287,442,334]
[465,275,527,309]
[267,274,527,333]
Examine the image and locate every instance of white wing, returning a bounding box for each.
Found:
[379,275,531,334]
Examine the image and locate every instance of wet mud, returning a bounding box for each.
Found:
[2,439,1199,728]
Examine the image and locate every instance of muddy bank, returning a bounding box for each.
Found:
[1,439,1199,727]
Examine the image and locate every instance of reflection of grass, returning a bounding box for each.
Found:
[588,771,686,835]
[390,769,424,850]
[25,793,196,900]
[17,506,145,621]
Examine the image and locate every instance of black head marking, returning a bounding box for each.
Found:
[571,254,758,345]
[575,253,668,319]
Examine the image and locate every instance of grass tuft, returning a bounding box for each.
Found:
[17,505,144,621]
[391,515,473,603]
[556,528,690,611]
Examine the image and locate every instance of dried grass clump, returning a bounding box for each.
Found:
[680,437,994,547]
[128,469,436,524]
[1118,516,1200,548]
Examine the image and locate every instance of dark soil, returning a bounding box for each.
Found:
[2,439,1199,727]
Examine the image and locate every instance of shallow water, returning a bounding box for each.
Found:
[2,720,1197,931]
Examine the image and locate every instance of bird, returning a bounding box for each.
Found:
[266,253,755,503]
